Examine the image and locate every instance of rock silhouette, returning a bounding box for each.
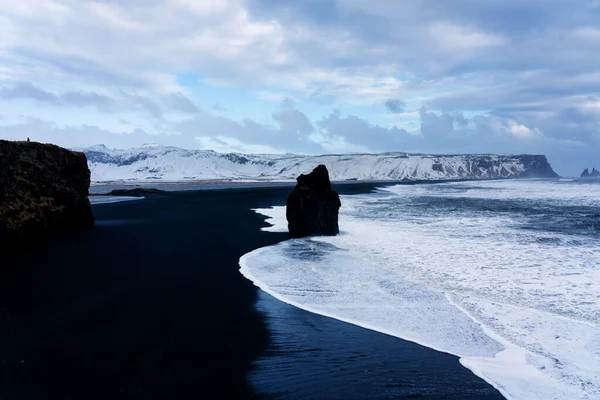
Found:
[106,188,167,197]
[286,165,341,238]
[581,168,599,178]
[0,140,94,251]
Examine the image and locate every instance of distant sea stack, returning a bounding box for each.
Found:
[0,140,94,251]
[286,165,341,238]
[581,168,599,178]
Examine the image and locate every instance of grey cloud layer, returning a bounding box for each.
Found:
[0,0,599,175]
[0,81,199,117]
[384,99,405,114]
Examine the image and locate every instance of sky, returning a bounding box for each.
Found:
[1,0,599,175]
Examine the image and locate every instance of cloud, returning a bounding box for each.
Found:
[501,120,544,141]
[160,93,199,114]
[384,99,405,113]
[0,81,58,103]
[427,22,505,51]
[0,0,289,92]
[0,81,119,112]
[1,0,597,100]
[1,0,599,176]
[0,117,159,149]
[2,0,598,110]
[174,100,323,154]
[0,0,509,105]
[195,136,284,154]
[59,91,114,108]
[419,107,458,139]
[271,99,315,138]
[0,81,199,117]
[316,110,413,152]
[453,112,469,127]
[126,93,163,118]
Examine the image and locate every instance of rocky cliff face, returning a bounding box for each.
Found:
[286,165,341,238]
[0,140,94,251]
[501,155,558,178]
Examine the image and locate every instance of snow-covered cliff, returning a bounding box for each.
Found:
[80,144,558,182]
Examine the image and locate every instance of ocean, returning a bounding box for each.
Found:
[240,178,600,399]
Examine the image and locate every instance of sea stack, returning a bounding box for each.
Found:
[0,140,95,251]
[581,167,599,178]
[286,164,341,238]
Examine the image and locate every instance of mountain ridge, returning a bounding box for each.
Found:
[78,144,559,182]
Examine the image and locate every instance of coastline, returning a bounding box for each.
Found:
[88,176,563,195]
[250,290,503,399]
[0,183,504,399]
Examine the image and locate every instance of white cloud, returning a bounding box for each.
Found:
[0,0,503,106]
[0,0,287,92]
[578,99,600,115]
[195,135,285,154]
[308,131,370,154]
[572,26,600,42]
[503,119,544,140]
[428,22,506,51]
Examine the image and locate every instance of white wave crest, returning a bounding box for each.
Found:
[240,179,600,399]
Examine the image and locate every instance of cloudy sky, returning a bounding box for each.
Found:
[1,0,599,175]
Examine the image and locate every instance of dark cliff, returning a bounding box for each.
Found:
[286,165,341,238]
[0,140,94,251]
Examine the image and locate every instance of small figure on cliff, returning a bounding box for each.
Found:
[286,164,341,238]
[27,137,30,142]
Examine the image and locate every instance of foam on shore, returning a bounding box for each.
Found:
[240,179,600,400]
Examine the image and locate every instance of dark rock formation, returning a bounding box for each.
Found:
[286,165,341,238]
[507,155,558,178]
[581,168,599,178]
[581,168,589,177]
[105,188,167,197]
[0,140,94,251]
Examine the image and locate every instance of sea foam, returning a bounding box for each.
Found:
[240,179,600,399]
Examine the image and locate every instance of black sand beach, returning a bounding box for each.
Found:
[0,185,503,399]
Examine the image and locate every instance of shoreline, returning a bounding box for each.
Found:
[0,184,504,399]
[240,183,503,398]
[240,179,600,399]
[88,176,564,194]
[250,290,503,399]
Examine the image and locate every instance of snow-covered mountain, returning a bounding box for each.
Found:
[80,144,559,182]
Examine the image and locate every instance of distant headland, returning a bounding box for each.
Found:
[79,144,559,182]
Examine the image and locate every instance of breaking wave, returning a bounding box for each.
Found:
[240,179,600,400]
